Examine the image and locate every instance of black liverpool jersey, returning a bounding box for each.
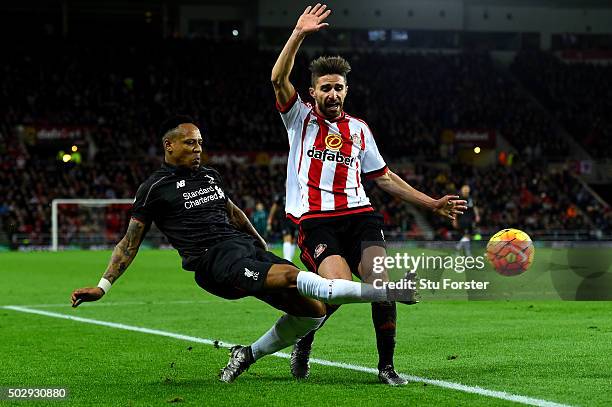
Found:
[131,162,246,271]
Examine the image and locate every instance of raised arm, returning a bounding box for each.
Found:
[374,170,468,220]
[70,218,148,307]
[271,3,331,106]
[227,198,267,250]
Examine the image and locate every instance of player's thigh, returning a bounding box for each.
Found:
[252,246,302,290]
[358,245,389,283]
[200,239,299,298]
[348,214,388,282]
[257,288,325,317]
[318,255,352,280]
[298,218,343,274]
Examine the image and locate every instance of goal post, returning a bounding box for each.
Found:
[51,199,134,252]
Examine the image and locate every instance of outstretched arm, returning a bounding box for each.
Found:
[374,170,467,220]
[271,3,331,106]
[227,199,267,250]
[70,218,148,307]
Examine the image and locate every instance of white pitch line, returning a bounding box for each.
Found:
[0,299,224,308]
[3,305,572,407]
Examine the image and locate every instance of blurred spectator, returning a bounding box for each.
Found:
[251,202,268,238]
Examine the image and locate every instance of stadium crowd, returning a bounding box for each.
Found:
[3,152,608,247]
[345,52,569,160]
[382,163,612,240]
[511,50,612,159]
[1,41,572,157]
[0,40,609,247]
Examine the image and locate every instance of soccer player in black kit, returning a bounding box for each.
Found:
[453,184,480,256]
[70,116,403,383]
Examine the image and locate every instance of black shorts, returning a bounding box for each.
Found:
[281,218,298,238]
[194,236,293,300]
[458,217,474,235]
[297,212,386,275]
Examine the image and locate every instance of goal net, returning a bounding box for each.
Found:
[50,199,164,251]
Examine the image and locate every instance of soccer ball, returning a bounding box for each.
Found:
[486,228,535,276]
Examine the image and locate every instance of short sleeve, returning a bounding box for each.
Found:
[131,181,158,224]
[360,124,388,180]
[276,91,312,145]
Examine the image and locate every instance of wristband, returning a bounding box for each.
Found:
[97,278,112,294]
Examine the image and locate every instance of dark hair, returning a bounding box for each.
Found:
[309,56,351,87]
[159,115,195,140]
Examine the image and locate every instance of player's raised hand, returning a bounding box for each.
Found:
[70,287,105,308]
[433,195,467,220]
[294,4,332,35]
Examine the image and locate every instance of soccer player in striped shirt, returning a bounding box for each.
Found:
[271,4,467,385]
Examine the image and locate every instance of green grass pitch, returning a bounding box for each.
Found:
[1,249,611,406]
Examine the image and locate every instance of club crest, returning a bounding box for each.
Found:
[351,133,361,149]
[314,243,327,259]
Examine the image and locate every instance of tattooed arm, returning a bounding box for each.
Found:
[227,198,267,250]
[70,218,148,307]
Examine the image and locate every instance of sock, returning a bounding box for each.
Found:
[289,243,296,261]
[296,271,388,304]
[371,301,397,370]
[251,314,325,361]
[296,304,340,349]
[283,241,293,261]
[464,238,472,257]
[457,236,469,255]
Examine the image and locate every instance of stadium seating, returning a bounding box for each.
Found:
[0,41,608,246]
[511,50,612,159]
[384,162,611,240]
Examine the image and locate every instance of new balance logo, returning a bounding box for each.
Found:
[176,180,186,189]
[244,267,259,280]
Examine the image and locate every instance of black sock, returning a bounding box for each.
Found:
[296,304,340,349]
[371,301,397,370]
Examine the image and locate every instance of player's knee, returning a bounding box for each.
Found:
[305,299,326,318]
[319,255,351,280]
[282,266,301,286]
[265,264,301,289]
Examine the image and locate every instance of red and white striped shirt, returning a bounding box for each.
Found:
[277,92,388,223]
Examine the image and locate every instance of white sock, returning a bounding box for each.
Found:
[456,239,463,251]
[283,241,293,261]
[251,314,325,361]
[464,239,472,257]
[459,236,472,256]
[296,271,388,304]
[289,243,296,261]
[457,236,468,253]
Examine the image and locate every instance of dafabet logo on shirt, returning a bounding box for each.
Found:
[325,133,342,151]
